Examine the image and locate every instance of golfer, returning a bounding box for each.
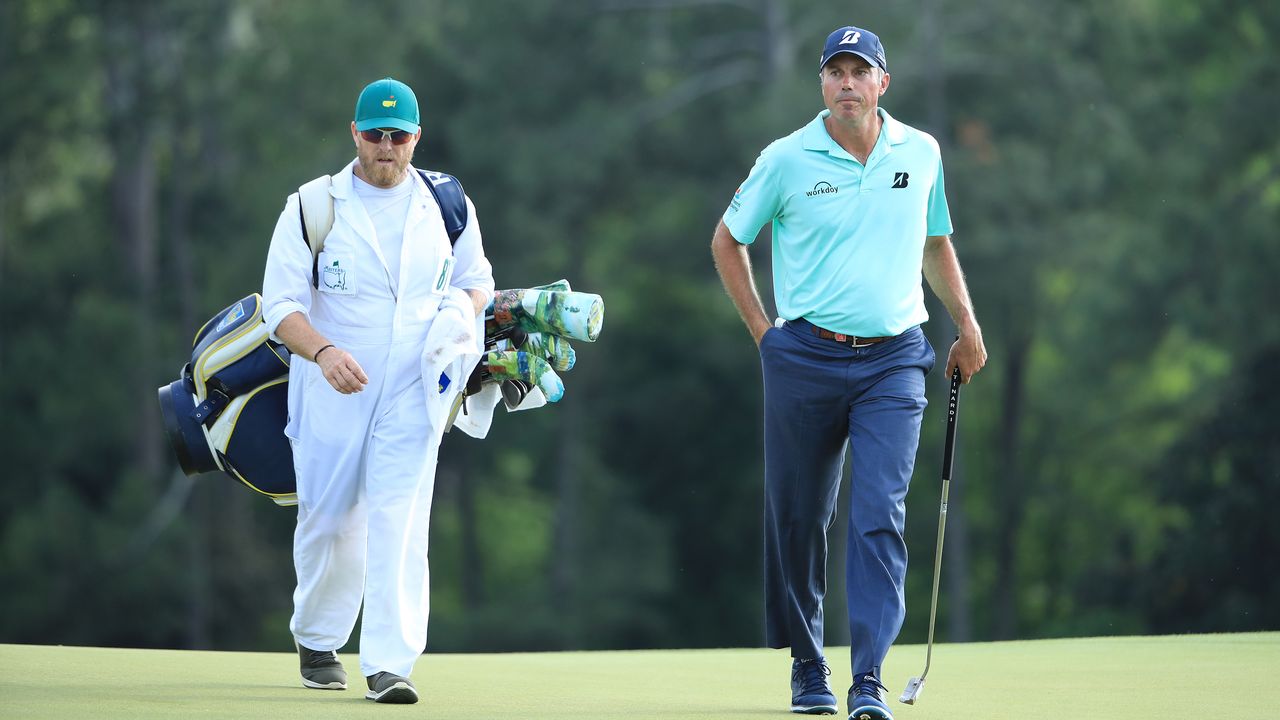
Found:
[262,77,494,704]
[710,26,987,720]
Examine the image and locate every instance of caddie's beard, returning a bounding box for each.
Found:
[357,148,411,188]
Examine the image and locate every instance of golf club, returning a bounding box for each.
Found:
[899,366,962,705]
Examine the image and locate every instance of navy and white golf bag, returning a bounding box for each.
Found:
[157,293,299,506]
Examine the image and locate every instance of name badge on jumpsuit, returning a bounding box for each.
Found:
[317,251,357,295]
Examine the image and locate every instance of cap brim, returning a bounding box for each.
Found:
[820,49,883,71]
[354,117,420,133]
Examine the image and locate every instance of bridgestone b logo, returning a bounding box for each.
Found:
[806,181,839,197]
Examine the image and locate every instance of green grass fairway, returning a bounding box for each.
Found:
[2,633,1276,719]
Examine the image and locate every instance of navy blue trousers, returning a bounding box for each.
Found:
[760,320,934,677]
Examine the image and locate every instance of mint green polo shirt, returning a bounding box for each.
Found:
[723,108,953,337]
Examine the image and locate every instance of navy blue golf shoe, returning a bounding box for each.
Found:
[790,657,838,714]
[847,671,893,720]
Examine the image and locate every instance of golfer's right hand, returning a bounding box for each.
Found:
[316,346,368,394]
[752,318,777,348]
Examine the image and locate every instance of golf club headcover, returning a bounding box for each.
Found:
[495,332,575,372]
[483,350,564,402]
[487,288,604,343]
[532,278,572,293]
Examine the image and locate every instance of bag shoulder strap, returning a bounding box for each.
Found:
[297,174,335,288]
[416,169,468,246]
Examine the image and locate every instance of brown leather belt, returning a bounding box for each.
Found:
[808,324,895,348]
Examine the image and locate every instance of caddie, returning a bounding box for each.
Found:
[262,76,494,704]
[710,26,988,720]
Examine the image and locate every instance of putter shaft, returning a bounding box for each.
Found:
[899,368,961,705]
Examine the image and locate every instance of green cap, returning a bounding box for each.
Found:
[354,77,420,133]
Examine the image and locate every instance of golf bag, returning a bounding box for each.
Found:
[158,293,299,505]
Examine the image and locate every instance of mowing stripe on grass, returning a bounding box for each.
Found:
[1,633,1275,719]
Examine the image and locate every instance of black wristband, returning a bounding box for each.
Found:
[313,344,335,362]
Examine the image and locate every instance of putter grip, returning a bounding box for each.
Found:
[942,368,960,481]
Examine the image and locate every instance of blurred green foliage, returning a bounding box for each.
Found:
[0,0,1276,653]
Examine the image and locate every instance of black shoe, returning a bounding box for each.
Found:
[847,671,893,720]
[790,657,838,714]
[365,671,419,704]
[296,643,347,690]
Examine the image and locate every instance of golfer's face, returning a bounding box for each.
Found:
[821,55,887,122]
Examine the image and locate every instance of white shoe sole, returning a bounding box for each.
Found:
[791,703,837,714]
[366,681,419,704]
[301,676,347,690]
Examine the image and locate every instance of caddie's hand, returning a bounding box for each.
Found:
[946,326,988,385]
[316,345,369,394]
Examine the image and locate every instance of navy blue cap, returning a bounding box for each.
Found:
[820,26,887,72]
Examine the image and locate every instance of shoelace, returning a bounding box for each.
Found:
[851,672,887,700]
[792,658,832,696]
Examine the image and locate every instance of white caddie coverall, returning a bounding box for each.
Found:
[262,160,494,678]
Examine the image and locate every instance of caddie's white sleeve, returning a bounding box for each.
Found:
[448,195,495,307]
[261,193,314,337]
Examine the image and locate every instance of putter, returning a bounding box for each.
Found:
[900,366,962,705]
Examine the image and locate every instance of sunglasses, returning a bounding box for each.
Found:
[358,128,415,145]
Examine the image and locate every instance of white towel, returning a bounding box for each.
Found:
[452,384,500,439]
[421,287,482,431]
[452,380,549,439]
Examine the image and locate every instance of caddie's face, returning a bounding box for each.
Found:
[350,122,420,188]
[821,54,889,123]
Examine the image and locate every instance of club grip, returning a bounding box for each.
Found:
[941,367,961,482]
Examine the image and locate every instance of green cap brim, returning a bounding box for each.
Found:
[354,117,420,133]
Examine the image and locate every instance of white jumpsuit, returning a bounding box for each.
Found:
[262,161,494,678]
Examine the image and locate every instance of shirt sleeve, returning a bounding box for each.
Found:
[261,193,314,337]
[925,153,954,237]
[722,148,783,245]
[448,195,495,308]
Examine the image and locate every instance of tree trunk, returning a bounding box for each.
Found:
[760,0,793,84]
[0,166,6,376]
[993,332,1029,639]
[550,389,582,647]
[168,118,211,649]
[944,449,972,642]
[103,5,164,488]
[456,463,485,608]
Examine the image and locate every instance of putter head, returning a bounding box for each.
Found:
[899,676,924,705]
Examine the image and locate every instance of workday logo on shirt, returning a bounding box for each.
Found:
[806,181,839,197]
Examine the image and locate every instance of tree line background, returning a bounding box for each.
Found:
[1,0,1277,654]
